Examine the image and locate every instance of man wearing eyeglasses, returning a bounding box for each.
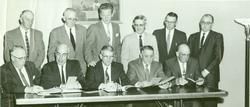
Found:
[41,44,85,89]
[188,14,224,107]
[47,8,87,75]
[121,15,159,72]
[4,10,45,69]
[153,12,187,71]
[1,46,43,94]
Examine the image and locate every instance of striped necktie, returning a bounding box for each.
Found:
[24,32,30,58]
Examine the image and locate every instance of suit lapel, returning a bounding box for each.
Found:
[16,28,26,52]
[55,62,63,84]
[66,61,71,81]
[99,22,109,44]
[24,63,34,85]
[29,29,35,57]
[97,61,105,82]
[202,31,213,49]
[138,59,147,80]
[173,58,182,77]
[111,23,117,47]
[186,59,193,78]
[110,62,117,82]
[149,62,156,80]
[8,63,24,86]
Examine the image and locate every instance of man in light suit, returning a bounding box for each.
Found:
[85,3,122,67]
[188,14,224,107]
[41,44,85,89]
[4,10,45,69]
[164,43,204,107]
[122,15,159,72]
[47,8,87,75]
[1,46,43,94]
[153,12,187,68]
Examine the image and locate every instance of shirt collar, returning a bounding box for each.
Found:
[102,62,111,70]
[19,26,30,34]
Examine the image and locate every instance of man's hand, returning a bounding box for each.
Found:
[196,77,205,86]
[88,61,97,67]
[201,69,210,78]
[25,85,44,93]
[135,81,153,88]
[176,77,188,86]
[65,81,82,89]
[159,82,172,89]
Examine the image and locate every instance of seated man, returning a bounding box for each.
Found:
[40,44,85,89]
[1,45,43,94]
[85,45,130,91]
[164,43,204,107]
[164,43,204,86]
[127,45,171,107]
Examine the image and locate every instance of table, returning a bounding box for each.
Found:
[15,86,228,106]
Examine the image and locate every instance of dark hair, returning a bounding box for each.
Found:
[19,10,33,25]
[132,15,147,32]
[166,12,178,20]
[100,45,114,53]
[98,3,114,20]
[141,45,154,52]
[176,42,190,52]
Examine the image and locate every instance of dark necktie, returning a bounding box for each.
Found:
[18,69,29,86]
[61,65,66,84]
[70,28,76,50]
[24,32,30,58]
[104,67,109,83]
[200,33,205,48]
[139,35,143,52]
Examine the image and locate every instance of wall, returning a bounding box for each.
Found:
[0,0,249,107]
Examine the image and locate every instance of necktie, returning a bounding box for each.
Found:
[139,35,143,52]
[70,28,76,51]
[106,24,111,44]
[104,67,109,83]
[200,33,205,48]
[166,30,171,54]
[18,69,29,86]
[181,63,186,78]
[61,65,66,84]
[24,32,30,58]
[145,64,150,81]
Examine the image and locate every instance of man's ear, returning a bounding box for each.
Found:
[99,54,103,60]
[176,52,179,57]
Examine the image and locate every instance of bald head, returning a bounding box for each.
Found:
[10,46,27,69]
[55,44,69,65]
[176,44,190,63]
[19,10,34,30]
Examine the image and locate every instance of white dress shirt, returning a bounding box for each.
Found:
[102,21,113,45]
[102,63,112,82]
[165,28,175,51]
[142,62,151,73]
[19,27,30,48]
[64,25,76,41]
[57,63,67,83]
[200,31,210,45]
[177,59,187,78]
[14,66,31,86]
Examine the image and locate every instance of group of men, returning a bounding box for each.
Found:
[1,2,224,107]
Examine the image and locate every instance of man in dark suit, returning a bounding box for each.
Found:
[153,12,187,67]
[164,43,204,107]
[85,45,130,90]
[47,8,87,75]
[85,3,122,67]
[85,45,129,107]
[1,46,43,94]
[41,44,85,89]
[188,14,224,107]
[4,10,45,69]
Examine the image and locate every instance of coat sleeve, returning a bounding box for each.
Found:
[34,31,45,69]
[85,25,98,64]
[126,63,138,85]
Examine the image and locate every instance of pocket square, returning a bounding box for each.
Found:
[115,33,119,37]
[33,76,36,79]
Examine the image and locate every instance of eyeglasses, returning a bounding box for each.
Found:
[165,20,177,24]
[134,24,145,27]
[200,21,213,25]
[66,18,77,21]
[56,52,68,57]
[11,54,27,60]
[102,55,114,59]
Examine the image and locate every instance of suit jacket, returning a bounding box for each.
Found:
[127,58,165,85]
[153,28,187,64]
[164,57,201,81]
[4,27,45,69]
[85,21,121,64]
[40,60,85,89]
[188,30,224,82]
[47,24,87,74]
[121,32,159,72]
[85,61,130,90]
[1,61,40,93]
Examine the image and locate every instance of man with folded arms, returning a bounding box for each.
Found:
[164,43,204,107]
[40,44,85,89]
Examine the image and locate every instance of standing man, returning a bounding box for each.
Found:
[122,15,159,72]
[41,44,85,89]
[4,10,45,69]
[188,14,224,107]
[85,3,122,67]
[153,12,186,66]
[1,46,43,94]
[47,8,87,75]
